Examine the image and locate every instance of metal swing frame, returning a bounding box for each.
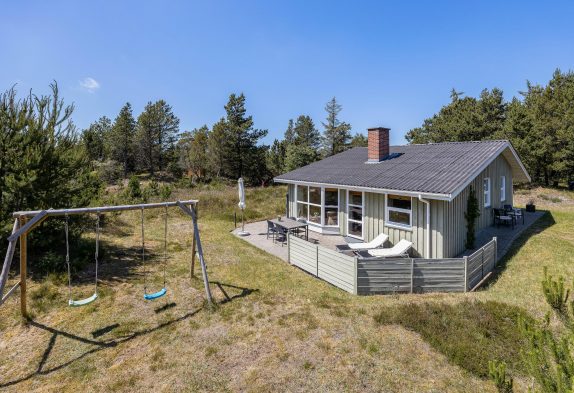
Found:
[0,200,213,317]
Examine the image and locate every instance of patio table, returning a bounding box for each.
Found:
[270,217,309,241]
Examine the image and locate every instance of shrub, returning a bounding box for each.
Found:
[542,267,570,313]
[488,360,513,393]
[126,176,142,200]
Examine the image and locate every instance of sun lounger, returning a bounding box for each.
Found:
[355,239,413,258]
[335,232,389,252]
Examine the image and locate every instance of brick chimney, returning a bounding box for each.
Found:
[367,127,390,162]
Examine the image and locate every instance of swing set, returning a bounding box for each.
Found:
[0,200,213,317]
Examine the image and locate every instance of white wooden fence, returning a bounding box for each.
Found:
[287,234,498,295]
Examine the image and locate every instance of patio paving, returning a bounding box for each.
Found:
[232,220,347,262]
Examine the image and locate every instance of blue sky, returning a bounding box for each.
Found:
[1,1,573,145]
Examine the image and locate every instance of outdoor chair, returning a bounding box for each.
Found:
[355,239,413,259]
[266,220,277,240]
[274,225,288,246]
[335,232,389,252]
[494,208,514,229]
[504,204,524,224]
[288,217,304,236]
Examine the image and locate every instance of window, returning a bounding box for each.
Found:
[296,185,339,226]
[484,178,491,207]
[324,188,339,226]
[500,176,506,202]
[386,194,412,228]
[296,185,309,219]
[347,191,363,239]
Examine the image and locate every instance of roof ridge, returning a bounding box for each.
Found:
[407,140,508,146]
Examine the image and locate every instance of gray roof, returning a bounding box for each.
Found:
[274,140,530,200]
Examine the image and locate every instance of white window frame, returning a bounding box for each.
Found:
[347,190,364,240]
[484,177,491,207]
[385,194,413,230]
[500,176,506,202]
[295,184,339,228]
[323,188,339,227]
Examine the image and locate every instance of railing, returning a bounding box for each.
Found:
[465,237,498,291]
[287,234,498,295]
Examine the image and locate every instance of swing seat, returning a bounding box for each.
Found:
[69,293,98,307]
[144,287,167,300]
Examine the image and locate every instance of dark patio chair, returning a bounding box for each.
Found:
[266,220,277,240]
[274,225,288,246]
[503,204,524,224]
[494,208,514,229]
[288,216,304,236]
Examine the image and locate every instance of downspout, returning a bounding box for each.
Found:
[418,195,431,258]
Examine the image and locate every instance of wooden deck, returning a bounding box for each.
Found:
[457,210,545,261]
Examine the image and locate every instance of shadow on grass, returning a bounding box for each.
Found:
[0,282,257,389]
[481,210,555,290]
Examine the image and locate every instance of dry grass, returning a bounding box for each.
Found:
[0,185,572,392]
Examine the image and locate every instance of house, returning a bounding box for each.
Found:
[273,127,530,258]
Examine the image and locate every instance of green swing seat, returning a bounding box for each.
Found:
[69,292,98,307]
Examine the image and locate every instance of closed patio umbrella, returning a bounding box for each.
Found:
[237,178,249,236]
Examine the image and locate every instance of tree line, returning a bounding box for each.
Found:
[406,69,574,186]
[179,96,367,184]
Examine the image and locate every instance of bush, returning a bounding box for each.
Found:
[126,176,142,200]
[95,160,123,184]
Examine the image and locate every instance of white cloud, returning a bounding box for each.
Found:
[79,77,100,92]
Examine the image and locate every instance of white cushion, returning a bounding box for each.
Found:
[367,239,412,258]
[348,232,389,250]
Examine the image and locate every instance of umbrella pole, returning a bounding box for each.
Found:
[237,207,250,236]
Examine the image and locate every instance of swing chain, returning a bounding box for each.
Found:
[65,212,72,300]
[163,203,168,287]
[95,212,100,294]
[141,207,146,292]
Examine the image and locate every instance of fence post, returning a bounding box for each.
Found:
[410,258,414,293]
[493,237,498,267]
[315,244,319,276]
[481,247,484,279]
[353,257,358,295]
[464,256,468,292]
[287,234,291,264]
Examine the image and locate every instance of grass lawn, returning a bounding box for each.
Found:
[0,185,573,392]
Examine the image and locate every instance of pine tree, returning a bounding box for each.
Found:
[82,116,112,162]
[178,125,210,179]
[284,119,295,145]
[109,103,136,178]
[208,118,227,178]
[266,139,287,177]
[294,115,321,149]
[350,133,368,147]
[136,100,180,176]
[322,97,352,156]
[220,93,268,182]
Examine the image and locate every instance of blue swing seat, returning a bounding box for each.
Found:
[69,292,98,307]
[144,287,167,300]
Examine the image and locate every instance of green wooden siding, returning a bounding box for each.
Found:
[286,153,513,258]
[443,154,513,258]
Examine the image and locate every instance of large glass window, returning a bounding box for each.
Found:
[347,191,363,239]
[296,185,339,226]
[484,178,491,207]
[386,194,412,228]
[500,176,506,202]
